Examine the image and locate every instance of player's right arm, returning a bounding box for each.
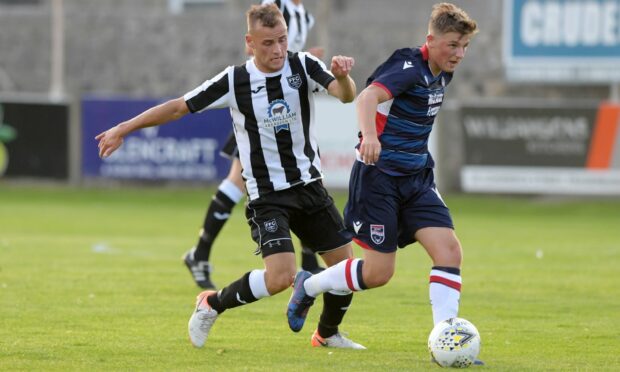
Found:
[97,66,232,159]
[96,97,189,158]
[356,84,391,165]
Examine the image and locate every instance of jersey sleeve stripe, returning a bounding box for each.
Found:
[304,54,335,89]
[370,81,393,99]
[185,71,230,113]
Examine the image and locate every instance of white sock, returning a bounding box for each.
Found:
[429,268,461,325]
[303,258,365,297]
[219,179,244,203]
[248,269,270,299]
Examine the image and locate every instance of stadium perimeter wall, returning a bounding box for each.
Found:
[0,0,611,100]
[0,0,616,193]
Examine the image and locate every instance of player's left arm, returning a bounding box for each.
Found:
[327,55,356,103]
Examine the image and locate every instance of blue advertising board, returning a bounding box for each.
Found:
[82,97,233,182]
[503,0,620,82]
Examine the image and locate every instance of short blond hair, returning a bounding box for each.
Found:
[246,3,285,32]
[429,3,478,36]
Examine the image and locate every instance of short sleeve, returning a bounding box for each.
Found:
[370,50,419,98]
[184,67,232,113]
[302,52,335,93]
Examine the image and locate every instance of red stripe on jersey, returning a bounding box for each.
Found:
[375,112,388,137]
[421,44,429,61]
[429,275,461,291]
[344,258,355,291]
[370,82,393,99]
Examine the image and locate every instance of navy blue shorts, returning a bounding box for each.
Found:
[343,161,453,253]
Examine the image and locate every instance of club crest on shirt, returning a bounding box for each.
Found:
[264,218,278,233]
[287,73,302,90]
[263,99,296,133]
[370,224,385,245]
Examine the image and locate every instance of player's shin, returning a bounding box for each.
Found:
[207,269,269,313]
[194,179,243,261]
[317,290,353,338]
[428,266,461,325]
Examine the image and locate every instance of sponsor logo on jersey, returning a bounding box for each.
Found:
[427,106,440,117]
[428,92,444,105]
[403,61,414,70]
[263,99,297,133]
[370,224,385,245]
[251,85,265,94]
[264,218,278,233]
[287,73,302,90]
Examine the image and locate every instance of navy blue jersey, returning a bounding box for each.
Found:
[361,45,453,176]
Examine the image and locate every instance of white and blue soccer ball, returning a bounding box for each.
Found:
[428,317,481,368]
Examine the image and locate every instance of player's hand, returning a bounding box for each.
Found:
[359,135,381,165]
[95,126,124,158]
[330,56,354,79]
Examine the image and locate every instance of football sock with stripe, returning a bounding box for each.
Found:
[194,179,243,262]
[429,266,462,325]
[317,291,353,338]
[304,258,367,297]
[207,269,269,313]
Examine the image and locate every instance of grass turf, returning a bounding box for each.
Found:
[1,184,619,370]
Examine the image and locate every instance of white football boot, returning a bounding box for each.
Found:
[188,290,219,347]
[311,329,366,350]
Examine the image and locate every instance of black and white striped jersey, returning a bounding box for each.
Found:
[263,0,315,53]
[184,52,335,201]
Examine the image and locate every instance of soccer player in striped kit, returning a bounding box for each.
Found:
[286,3,483,359]
[183,0,325,290]
[96,4,364,349]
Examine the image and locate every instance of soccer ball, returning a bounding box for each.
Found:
[428,317,481,368]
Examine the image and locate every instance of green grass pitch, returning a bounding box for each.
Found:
[1,184,619,371]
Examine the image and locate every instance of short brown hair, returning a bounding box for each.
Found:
[246,3,285,31]
[429,3,478,36]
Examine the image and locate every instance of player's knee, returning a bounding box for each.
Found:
[363,268,394,288]
[432,241,462,267]
[265,270,295,294]
[447,241,462,262]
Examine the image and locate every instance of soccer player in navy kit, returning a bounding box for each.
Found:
[96,4,365,350]
[287,2,482,354]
